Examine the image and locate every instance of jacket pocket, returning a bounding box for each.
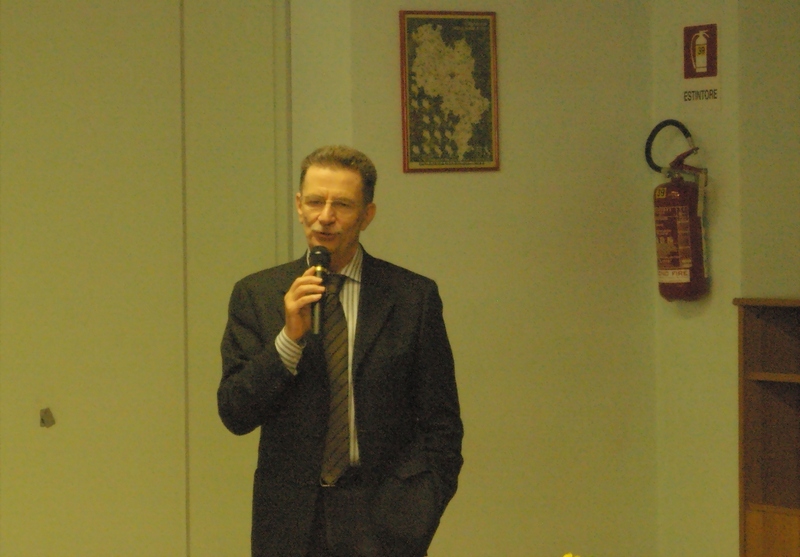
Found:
[371,459,442,546]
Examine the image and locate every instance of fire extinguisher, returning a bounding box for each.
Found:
[644,119,709,301]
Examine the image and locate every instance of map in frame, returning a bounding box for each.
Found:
[400,11,499,172]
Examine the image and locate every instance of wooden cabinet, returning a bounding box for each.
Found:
[735,298,800,557]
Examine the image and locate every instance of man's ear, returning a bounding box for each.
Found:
[295,191,303,220]
[360,203,377,231]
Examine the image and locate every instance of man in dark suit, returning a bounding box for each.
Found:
[218,146,463,557]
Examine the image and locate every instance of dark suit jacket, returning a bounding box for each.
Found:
[218,250,463,557]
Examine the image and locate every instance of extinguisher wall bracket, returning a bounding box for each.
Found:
[693,167,708,218]
[645,119,696,174]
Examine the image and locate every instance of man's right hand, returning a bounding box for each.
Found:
[283,266,325,342]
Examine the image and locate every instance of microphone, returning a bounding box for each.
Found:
[309,246,331,335]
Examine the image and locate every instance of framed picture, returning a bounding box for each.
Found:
[400,11,499,172]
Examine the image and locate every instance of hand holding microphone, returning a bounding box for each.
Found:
[283,246,329,341]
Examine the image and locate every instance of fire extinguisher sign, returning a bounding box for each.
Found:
[683,24,719,104]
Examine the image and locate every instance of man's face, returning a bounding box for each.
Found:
[296,165,376,272]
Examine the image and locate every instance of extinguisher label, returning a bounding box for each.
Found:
[655,205,692,282]
[659,269,691,283]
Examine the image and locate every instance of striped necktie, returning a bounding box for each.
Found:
[320,274,350,485]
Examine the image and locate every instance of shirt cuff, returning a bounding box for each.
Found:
[275,327,305,375]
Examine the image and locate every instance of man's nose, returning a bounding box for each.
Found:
[318,202,336,223]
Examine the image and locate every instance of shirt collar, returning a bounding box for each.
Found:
[338,245,363,284]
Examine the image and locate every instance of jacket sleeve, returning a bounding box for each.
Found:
[217,277,296,435]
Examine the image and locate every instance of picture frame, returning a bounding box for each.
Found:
[400,11,499,172]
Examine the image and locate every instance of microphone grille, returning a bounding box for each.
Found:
[309,245,331,267]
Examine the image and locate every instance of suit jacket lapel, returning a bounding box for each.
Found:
[352,252,395,378]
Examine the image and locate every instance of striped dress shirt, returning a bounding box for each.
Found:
[275,246,364,464]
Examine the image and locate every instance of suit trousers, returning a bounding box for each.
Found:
[307,470,425,557]
[308,474,381,557]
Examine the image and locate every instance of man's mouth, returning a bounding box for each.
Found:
[314,231,337,240]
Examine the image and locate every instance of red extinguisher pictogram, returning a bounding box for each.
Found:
[645,120,709,301]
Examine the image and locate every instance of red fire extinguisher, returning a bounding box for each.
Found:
[645,119,709,301]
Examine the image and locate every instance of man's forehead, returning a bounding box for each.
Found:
[301,165,364,192]
[305,163,361,178]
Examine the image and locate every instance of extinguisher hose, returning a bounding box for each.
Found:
[645,119,695,173]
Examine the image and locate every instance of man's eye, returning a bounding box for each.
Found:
[306,199,324,207]
[333,201,355,211]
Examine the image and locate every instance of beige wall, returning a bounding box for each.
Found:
[740,0,800,297]
[0,1,289,556]
[2,0,799,556]
[0,3,186,555]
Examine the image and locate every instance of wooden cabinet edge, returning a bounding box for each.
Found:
[745,372,800,384]
[734,298,800,307]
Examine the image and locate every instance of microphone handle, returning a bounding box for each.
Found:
[312,265,325,335]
